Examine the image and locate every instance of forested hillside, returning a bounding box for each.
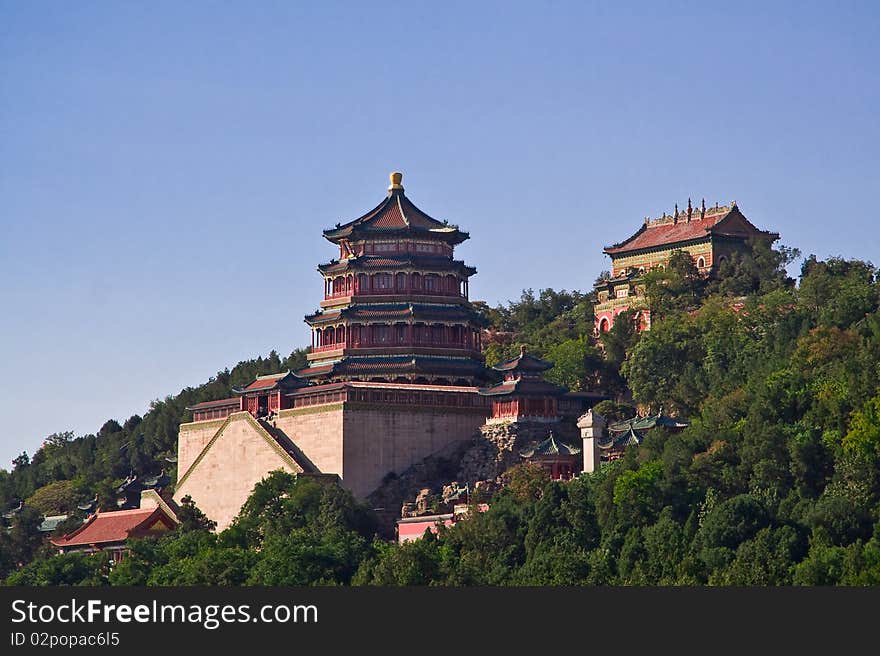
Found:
[3,240,880,585]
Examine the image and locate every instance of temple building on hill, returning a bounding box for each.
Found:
[51,505,178,563]
[580,410,689,472]
[300,170,489,385]
[593,200,779,333]
[177,173,500,530]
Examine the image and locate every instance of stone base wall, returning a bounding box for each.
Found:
[174,413,301,531]
[176,398,488,530]
[341,404,486,498]
[275,405,345,479]
[177,420,225,479]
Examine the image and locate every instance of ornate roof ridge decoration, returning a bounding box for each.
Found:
[520,431,582,458]
[607,410,689,434]
[603,201,779,255]
[322,172,469,245]
[597,426,642,450]
[643,200,732,229]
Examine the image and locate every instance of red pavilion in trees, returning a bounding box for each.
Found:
[480,347,569,422]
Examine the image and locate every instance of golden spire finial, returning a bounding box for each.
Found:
[388,171,404,191]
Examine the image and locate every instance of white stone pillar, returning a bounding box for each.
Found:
[577,409,606,474]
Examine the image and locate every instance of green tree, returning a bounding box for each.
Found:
[544,336,600,391]
[643,250,705,318]
[5,552,108,586]
[25,480,84,515]
[708,238,799,297]
[176,495,217,532]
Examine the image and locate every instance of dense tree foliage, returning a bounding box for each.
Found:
[4,242,880,586]
[351,250,880,585]
[3,472,377,586]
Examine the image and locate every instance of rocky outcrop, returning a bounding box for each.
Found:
[366,438,472,536]
[456,420,579,484]
[367,418,580,537]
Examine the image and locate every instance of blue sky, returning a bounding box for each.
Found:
[1,1,878,468]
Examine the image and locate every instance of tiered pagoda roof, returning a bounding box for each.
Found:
[604,202,778,256]
[305,302,488,326]
[323,172,468,245]
[300,172,488,385]
[479,376,568,397]
[318,255,476,276]
[480,346,567,397]
[297,354,487,380]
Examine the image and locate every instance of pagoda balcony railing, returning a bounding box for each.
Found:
[311,344,346,353]
[595,295,647,311]
[310,341,481,353]
[324,288,465,300]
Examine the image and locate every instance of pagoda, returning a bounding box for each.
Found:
[594,200,779,333]
[300,172,489,385]
[480,347,569,422]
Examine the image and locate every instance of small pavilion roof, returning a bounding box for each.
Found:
[51,507,177,548]
[520,432,581,458]
[2,501,23,519]
[233,370,308,394]
[597,427,643,450]
[186,397,240,411]
[479,377,568,397]
[322,172,468,245]
[493,346,554,373]
[608,412,689,434]
[116,471,170,494]
[38,514,73,533]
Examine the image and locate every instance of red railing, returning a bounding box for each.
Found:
[324,288,465,300]
[311,340,480,352]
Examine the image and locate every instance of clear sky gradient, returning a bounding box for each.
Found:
[1,2,878,468]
